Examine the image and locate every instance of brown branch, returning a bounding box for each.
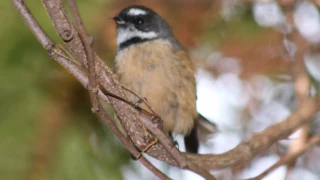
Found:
[121,86,159,116]
[93,100,170,180]
[184,97,320,169]
[247,133,320,180]
[141,114,187,168]
[66,0,99,113]
[281,6,311,175]
[42,0,87,67]
[138,157,171,180]
[100,86,214,177]
[188,163,217,180]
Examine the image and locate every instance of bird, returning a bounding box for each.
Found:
[113,5,216,153]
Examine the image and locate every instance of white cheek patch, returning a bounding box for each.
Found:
[127,8,147,16]
[117,28,158,45]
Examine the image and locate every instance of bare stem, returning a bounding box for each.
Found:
[247,134,320,180]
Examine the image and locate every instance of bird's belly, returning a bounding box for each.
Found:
[120,70,178,133]
[114,39,196,135]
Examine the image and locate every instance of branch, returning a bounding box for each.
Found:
[247,133,320,180]
[281,7,311,175]
[140,114,187,168]
[66,0,99,112]
[184,97,320,169]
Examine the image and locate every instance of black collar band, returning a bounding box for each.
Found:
[119,37,156,50]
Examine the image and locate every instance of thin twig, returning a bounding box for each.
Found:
[121,86,159,117]
[139,157,171,180]
[94,104,170,179]
[281,7,311,176]
[42,0,88,67]
[247,134,320,180]
[188,163,216,180]
[66,0,99,111]
[141,114,187,168]
[99,87,156,117]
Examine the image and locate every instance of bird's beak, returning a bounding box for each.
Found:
[113,16,126,25]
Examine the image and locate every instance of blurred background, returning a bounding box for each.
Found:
[2,0,320,179]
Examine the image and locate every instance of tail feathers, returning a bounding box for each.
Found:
[184,123,199,153]
[196,114,218,142]
[184,114,218,153]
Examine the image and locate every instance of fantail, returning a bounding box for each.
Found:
[113,5,216,153]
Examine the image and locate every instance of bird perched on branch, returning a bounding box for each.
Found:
[113,5,216,153]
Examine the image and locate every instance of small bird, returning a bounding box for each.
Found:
[113,5,215,153]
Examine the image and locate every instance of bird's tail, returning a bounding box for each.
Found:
[184,114,218,153]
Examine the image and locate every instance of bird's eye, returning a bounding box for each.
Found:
[135,17,144,25]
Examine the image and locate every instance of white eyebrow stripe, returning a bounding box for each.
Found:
[127,8,147,16]
[117,29,158,45]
